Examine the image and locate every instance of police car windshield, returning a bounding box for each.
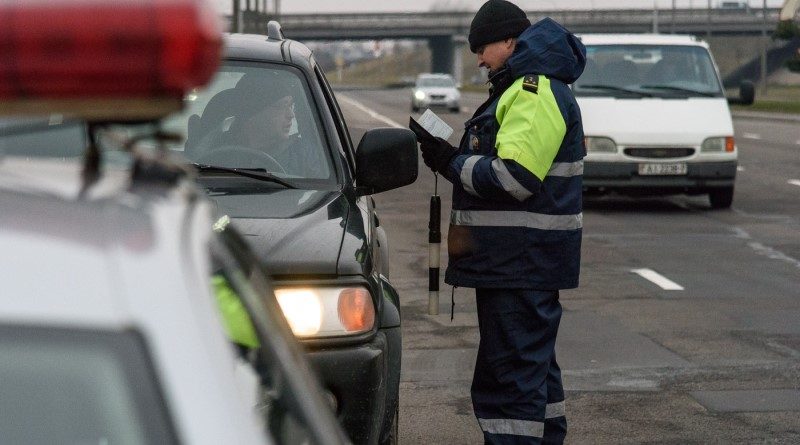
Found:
[0,326,176,444]
[573,45,724,98]
[163,62,335,185]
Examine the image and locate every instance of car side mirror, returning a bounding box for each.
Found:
[355,128,418,196]
[727,80,755,106]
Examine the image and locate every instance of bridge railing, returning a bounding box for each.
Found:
[255,8,781,38]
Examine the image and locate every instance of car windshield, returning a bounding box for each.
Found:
[573,45,724,98]
[0,326,176,445]
[163,62,335,184]
[417,77,455,88]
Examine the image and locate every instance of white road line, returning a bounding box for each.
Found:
[737,166,745,172]
[631,268,684,290]
[742,133,761,140]
[336,94,403,129]
[789,180,800,187]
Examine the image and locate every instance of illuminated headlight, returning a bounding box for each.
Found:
[584,136,617,153]
[414,90,426,101]
[701,136,734,153]
[274,286,375,338]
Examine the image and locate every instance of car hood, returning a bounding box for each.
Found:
[577,97,734,146]
[207,189,349,276]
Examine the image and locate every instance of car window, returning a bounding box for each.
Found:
[164,62,334,183]
[417,77,455,88]
[0,326,177,445]
[574,45,723,97]
[0,118,86,159]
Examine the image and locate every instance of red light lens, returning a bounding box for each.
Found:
[0,0,222,100]
[337,288,375,333]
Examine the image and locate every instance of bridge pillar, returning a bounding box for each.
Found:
[428,36,454,76]
[452,35,468,86]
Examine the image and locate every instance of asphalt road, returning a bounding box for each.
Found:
[335,87,800,444]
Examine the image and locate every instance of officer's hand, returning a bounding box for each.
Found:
[419,137,457,175]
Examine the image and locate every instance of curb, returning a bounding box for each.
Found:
[732,111,800,123]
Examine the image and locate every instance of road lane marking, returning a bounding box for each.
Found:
[336,94,403,129]
[789,180,800,187]
[631,268,684,290]
[737,166,745,172]
[734,228,800,270]
[742,133,761,140]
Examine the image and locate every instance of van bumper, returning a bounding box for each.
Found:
[584,160,737,194]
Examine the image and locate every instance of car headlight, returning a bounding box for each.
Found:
[584,136,617,153]
[414,90,426,101]
[701,136,734,153]
[274,286,375,338]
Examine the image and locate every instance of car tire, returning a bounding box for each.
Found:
[379,406,399,445]
[412,106,419,113]
[450,106,459,113]
[709,187,734,209]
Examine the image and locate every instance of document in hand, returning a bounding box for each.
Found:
[409,108,453,143]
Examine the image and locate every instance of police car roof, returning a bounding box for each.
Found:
[578,34,708,48]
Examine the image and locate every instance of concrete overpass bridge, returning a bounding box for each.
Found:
[230,7,784,84]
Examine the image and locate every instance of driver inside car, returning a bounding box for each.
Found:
[192,72,323,178]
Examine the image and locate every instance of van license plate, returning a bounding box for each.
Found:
[638,163,687,175]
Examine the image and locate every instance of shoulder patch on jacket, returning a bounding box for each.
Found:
[522,75,539,94]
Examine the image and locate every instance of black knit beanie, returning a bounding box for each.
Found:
[468,0,531,53]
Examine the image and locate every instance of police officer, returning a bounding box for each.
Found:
[418,1,586,443]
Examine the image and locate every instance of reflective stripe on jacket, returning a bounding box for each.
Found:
[443,73,584,289]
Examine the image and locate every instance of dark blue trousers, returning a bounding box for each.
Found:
[471,288,566,445]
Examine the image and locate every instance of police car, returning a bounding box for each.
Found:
[0,1,348,444]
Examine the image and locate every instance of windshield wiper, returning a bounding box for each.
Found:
[639,85,717,97]
[576,84,653,97]
[191,163,297,189]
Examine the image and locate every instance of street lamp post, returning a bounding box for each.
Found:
[761,0,768,94]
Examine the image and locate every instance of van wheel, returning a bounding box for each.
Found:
[709,187,734,209]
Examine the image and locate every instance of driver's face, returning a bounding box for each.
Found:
[243,95,295,144]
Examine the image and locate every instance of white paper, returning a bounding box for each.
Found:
[418,108,453,141]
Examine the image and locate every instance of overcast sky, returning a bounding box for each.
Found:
[216,0,785,14]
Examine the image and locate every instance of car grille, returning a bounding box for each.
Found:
[624,147,695,158]
[430,95,446,100]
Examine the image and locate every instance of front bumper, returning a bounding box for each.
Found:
[306,327,401,444]
[413,98,459,109]
[584,160,737,194]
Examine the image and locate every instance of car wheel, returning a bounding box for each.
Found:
[450,106,459,113]
[412,106,419,113]
[709,187,734,209]
[379,406,399,445]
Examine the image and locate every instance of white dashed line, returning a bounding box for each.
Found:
[737,166,745,172]
[742,133,761,140]
[335,94,403,129]
[631,268,684,290]
[789,180,800,187]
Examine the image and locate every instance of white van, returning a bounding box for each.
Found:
[574,34,754,208]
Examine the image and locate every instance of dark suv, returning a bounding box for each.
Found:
[162,25,418,444]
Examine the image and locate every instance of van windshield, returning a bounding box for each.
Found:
[574,45,724,98]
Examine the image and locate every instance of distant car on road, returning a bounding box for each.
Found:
[164,24,418,445]
[411,73,461,113]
